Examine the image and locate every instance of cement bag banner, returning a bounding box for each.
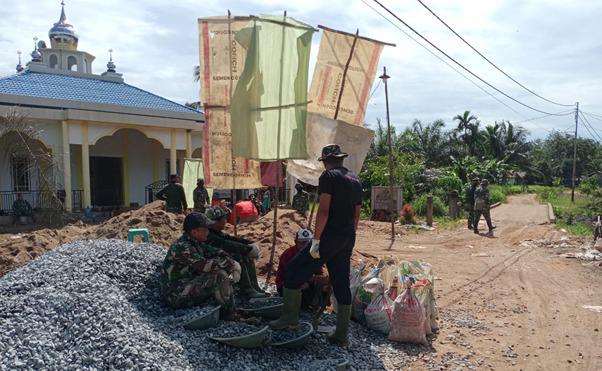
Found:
[308,27,384,126]
[198,16,251,106]
[287,112,374,186]
[230,15,314,160]
[203,107,262,189]
[182,158,213,205]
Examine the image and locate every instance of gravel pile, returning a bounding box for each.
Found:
[270,322,312,344]
[0,239,447,370]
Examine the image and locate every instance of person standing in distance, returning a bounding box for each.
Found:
[156,174,188,214]
[269,144,362,347]
[193,178,210,213]
[474,179,496,234]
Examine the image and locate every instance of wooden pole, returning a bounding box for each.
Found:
[307,191,318,231]
[265,11,287,285]
[227,10,238,236]
[379,67,395,240]
[426,195,433,227]
[333,29,359,120]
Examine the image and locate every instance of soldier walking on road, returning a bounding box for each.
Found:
[193,178,210,213]
[474,179,496,234]
[465,177,479,229]
[156,174,188,214]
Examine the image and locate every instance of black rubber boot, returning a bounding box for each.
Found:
[239,264,267,299]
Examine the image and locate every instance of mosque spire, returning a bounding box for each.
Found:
[16,51,24,72]
[49,1,79,50]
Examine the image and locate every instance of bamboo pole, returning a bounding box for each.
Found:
[379,67,395,241]
[307,191,318,231]
[227,10,238,236]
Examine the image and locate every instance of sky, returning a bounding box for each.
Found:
[1,0,601,140]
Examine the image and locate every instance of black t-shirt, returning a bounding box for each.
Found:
[318,166,363,235]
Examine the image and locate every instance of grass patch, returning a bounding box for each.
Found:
[434,217,466,230]
[532,186,598,236]
[557,222,593,237]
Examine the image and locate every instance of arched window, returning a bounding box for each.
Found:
[67,56,77,71]
[49,54,58,69]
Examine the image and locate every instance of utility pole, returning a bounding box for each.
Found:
[379,67,395,241]
[571,102,579,203]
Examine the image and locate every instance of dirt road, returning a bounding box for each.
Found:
[354,194,601,370]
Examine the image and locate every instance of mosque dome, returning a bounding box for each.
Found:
[48,1,79,50]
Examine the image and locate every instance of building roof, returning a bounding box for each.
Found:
[0,70,199,114]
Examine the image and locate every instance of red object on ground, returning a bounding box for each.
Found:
[230,200,259,224]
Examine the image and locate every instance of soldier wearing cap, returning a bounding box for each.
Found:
[156,174,188,213]
[269,144,362,348]
[465,177,480,229]
[204,206,267,298]
[474,179,496,234]
[275,229,329,309]
[159,212,241,319]
[193,178,210,213]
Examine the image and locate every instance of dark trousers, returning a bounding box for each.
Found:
[284,232,355,305]
[467,206,475,228]
[474,209,493,230]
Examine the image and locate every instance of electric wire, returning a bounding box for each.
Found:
[513,110,575,124]
[370,0,572,116]
[579,111,602,143]
[368,79,382,102]
[581,111,602,123]
[579,115,600,143]
[415,0,573,107]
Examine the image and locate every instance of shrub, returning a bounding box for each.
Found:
[400,204,417,225]
[488,189,506,204]
[411,194,446,217]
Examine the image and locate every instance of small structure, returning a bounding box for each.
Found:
[370,186,402,222]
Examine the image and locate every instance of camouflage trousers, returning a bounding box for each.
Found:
[162,269,234,313]
[473,209,493,231]
[467,206,475,228]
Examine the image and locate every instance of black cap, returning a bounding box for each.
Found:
[197,178,204,184]
[317,144,348,161]
[169,174,179,181]
[183,212,215,232]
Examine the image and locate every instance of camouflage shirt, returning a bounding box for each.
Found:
[292,190,310,215]
[160,233,235,298]
[465,185,478,207]
[12,199,32,216]
[193,186,210,211]
[205,229,252,261]
[474,187,490,211]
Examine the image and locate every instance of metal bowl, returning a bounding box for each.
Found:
[182,305,220,330]
[208,325,271,348]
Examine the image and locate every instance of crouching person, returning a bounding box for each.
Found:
[160,212,241,319]
[205,206,268,298]
[275,229,330,309]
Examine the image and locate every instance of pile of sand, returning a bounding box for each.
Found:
[0,203,381,278]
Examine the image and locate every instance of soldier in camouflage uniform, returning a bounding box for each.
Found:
[205,206,268,298]
[156,174,188,213]
[292,183,310,217]
[160,212,241,317]
[193,178,210,213]
[11,193,36,225]
[473,179,496,234]
[465,177,479,229]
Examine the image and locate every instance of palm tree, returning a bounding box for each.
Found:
[409,119,448,166]
[453,111,481,156]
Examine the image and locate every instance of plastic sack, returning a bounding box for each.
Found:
[413,279,438,331]
[363,278,393,334]
[332,261,366,314]
[388,284,428,345]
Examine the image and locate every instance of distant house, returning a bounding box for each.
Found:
[0,3,204,212]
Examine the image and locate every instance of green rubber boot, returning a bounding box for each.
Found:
[239,264,267,299]
[268,288,301,329]
[328,304,351,347]
[246,260,269,295]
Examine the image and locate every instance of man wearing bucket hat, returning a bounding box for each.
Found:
[275,229,329,308]
[474,179,496,234]
[193,178,210,213]
[205,205,268,298]
[269,144,362,347]
[159,212,241,319]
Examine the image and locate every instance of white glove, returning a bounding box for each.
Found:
[309,239,320,259]
[231,261,241,284]
[248,243,260,260]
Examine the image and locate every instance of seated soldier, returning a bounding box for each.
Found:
[205,206,268,298]
[12,193,36,226]
[275,229,330,309]
[159,212,242,320]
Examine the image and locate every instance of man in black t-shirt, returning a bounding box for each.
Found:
[269,144,362,347]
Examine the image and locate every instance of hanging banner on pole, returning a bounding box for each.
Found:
[308,26,393,126]
[287,112,374,186]
[230,15,315,160]
[198,16,262,189]
[182,158,214,204]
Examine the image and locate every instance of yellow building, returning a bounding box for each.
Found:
[0,2,204,212]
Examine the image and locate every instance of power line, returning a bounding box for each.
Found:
[512,110,575,124]
[370,0,572,116]
[360,0,549,127]
[579,111,602,142]
[368,79,382,102]
[579,115,600,143]
[414,0,573,108]
[581,111,602,123]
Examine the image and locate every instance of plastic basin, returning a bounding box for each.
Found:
[268,321,313,349]
[242,297,284,320]
[336,359,350,370]
[208,325,271,348]
[183,305,220,330]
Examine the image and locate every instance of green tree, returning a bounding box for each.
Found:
[453,110,481,156]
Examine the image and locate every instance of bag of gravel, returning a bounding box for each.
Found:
[388,282,428,345]
[332,263,365,314]
[413,279,438,331]
[363,278,392,334]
